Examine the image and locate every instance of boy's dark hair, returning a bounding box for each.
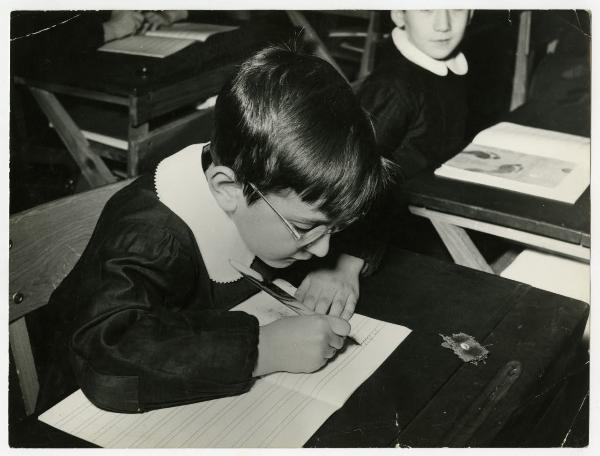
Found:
[211,43,393,223]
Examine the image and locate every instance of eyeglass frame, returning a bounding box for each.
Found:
[247,182,354,246]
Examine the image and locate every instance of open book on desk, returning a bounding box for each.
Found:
[435,122,590,204]
[39,280,411,448]
[146,22,238,41]
[98,23,238,58]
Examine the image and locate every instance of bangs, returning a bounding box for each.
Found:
[213,44,394,224]
[254,113,393,223]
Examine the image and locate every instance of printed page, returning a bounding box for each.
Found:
[472,122,590,163]
[39,287,411,447]
[443,144,577,189]
[146,23,238,41]
[436,122,590,203]
[98,36,194,58]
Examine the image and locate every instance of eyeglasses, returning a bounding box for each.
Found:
[248,183,354,247]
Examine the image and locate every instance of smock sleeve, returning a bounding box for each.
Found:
[66,220,259,413]
[359,73,431,181]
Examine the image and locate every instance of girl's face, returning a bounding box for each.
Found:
[396,10,470,60]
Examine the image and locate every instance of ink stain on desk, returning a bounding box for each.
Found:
[440,332,489,365]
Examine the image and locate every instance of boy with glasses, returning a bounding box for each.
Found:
[40,44,392,413]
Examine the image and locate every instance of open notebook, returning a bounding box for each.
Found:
[435,122,590,204]
[39,280,411,448]
[98,23,238,58]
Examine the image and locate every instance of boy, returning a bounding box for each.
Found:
[359,10,472,180]
[357,10,472,260]
[39,44,392,413]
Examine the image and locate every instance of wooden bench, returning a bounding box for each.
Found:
[9,179,132,415]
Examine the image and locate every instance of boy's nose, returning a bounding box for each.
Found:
[433,10,451,32]
[304,233,330,258]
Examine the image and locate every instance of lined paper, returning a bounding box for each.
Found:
[39,284,410,448]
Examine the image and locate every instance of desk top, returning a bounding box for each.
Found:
[11,248,589,447]
[405,102,591,247]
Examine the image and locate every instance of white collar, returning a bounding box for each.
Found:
[154,143,255,283]
[391,27,468,77]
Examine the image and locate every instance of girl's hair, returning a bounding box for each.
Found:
[211,43,394,223]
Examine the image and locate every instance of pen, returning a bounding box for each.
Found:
[229,259,361,345]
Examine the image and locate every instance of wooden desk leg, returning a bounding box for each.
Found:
[28,87,116,188]
[430,220,495,273]
[10,317,40,416]
[127,122,149,177]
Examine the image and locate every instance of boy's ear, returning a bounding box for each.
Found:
[205,165,244,212]
[390,10,405,29]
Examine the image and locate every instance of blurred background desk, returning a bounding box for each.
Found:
[405,98,590,274]
[13,19,292,187]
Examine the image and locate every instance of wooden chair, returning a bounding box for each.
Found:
[287,10,383,84]
[9,179,132,416]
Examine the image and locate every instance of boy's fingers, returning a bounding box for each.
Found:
[315,291,334,315]
[327,333,344,350]
[295,276,311,302]
[328,290,347,318]
[340,293,357,321]
[325,315,351,337]
[324,346,338,359]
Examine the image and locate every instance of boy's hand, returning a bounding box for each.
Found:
[253,315,350,376]
[295,254,364,320]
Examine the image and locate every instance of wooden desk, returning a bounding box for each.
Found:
[10,248,589,447]
[405,104,590,273]
[406,175,590,272]
[13,21,291,186]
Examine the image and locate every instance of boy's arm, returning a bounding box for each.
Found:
[63,223,260,413]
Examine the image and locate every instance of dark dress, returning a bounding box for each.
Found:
[357,43,470,260]
[358,43,469,182]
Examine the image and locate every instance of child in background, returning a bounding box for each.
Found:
[359,9,472,180]
[38,44,392,413]
[358,10,472,259]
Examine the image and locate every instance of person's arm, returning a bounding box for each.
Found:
[141,10,189,31]
[101,11,145,42]
[358,71,429,180]
[294,253,363,320]
[67,222,260,413]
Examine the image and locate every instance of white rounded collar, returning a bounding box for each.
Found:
[391,27,468,77]
[154,143,255,283]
